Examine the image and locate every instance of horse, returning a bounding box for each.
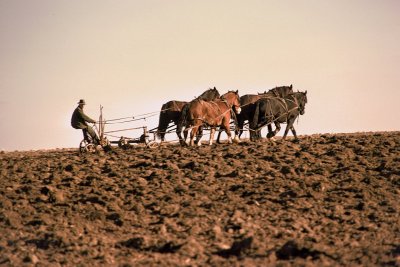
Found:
[250,91,308,141]
[216,85,294,142]
[184,90,241,146]
[157,100,188,141]
[156,87,220,144]
[177,87,221,144]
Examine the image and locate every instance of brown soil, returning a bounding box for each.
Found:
[1,132,399,266]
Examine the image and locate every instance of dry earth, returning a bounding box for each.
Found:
[0,132,399,266]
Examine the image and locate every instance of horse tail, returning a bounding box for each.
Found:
[180,104,189,126]
[230,108,239,132]
[252,100,261,132]
[157,103,169,139]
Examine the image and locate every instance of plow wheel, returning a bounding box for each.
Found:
[146,141,159,149]
[79,140,96,153]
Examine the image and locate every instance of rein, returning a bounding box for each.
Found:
[191,94,239,125]
[196,98,233,123]
[251,95,301,132]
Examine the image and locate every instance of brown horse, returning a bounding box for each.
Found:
[157,87,220,143]
[216,85,294,142]
[184,90,241,146]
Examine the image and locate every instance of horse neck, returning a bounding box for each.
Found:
[282,89,293,97]
[272,88,291,98]
[242,94,259,103]
[199,89,219,100]
[222,93,239,108]
[285,93,301,109]
[292,93,302,102]
[267,88,278,97]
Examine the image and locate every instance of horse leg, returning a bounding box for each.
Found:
[290,126,298,140]
[176,122,185,146]
[190,125,199,146]
[268,122,280,139]
[274,122,281,137]
[233,121,240,143]
[282,120,294,140]
[282,118,297,140]
[237,119,244,138]
[250,129,257,141]
[209,128,216,146]
[156,127,165,142]
[222,122,233,144]
[216,128,223,144]
[275,122,281,137]
[183,123,192,145]
[255,116,268,141]
[252,125,262,141]
[248,122,256,142]
[196,126,204,146]
[266,124,274,138]
[249,129,256,141]
[282,126,290,140]
[195,126,203,145]
[158,130,165,142]
[256,129,262,140]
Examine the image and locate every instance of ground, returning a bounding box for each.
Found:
[0,132,399,266]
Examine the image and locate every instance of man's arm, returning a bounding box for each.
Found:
[78,109,96,123]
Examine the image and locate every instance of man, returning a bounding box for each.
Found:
[71,99,100,145]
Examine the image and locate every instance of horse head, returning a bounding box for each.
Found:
[222,90,241,114]
[295,90,307,115]
[270,84,294,97]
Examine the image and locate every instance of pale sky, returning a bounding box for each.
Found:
[1,0,399,151]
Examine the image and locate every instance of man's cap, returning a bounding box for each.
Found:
[78,99,86,105]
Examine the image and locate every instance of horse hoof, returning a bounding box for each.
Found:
[179,140,186,146]
[233,137,241,143]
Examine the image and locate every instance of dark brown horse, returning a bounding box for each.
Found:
[216,85,294,142]
[184,90,241,146]
[157,87,220,143]
[157,100,187,141]
[250,91,308,140]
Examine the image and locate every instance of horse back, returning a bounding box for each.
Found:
[240,94,261,106]
[187,99,230,126]
[262,93,305,124]
[256,97,288,122]
[162,100,188,113]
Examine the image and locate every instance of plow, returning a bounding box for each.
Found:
[79,106,159,153]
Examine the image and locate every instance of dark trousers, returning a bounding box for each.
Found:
[82,126,99,145]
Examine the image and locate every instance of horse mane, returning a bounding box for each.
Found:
[195,87,220,101]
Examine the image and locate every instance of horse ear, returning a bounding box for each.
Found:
[290,84,292,88]
[236,90,238,94]
[305,90,307,94]
[214,86,216,90]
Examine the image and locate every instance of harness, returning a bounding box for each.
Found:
[189,94,240,127]
[253,94,301,132]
